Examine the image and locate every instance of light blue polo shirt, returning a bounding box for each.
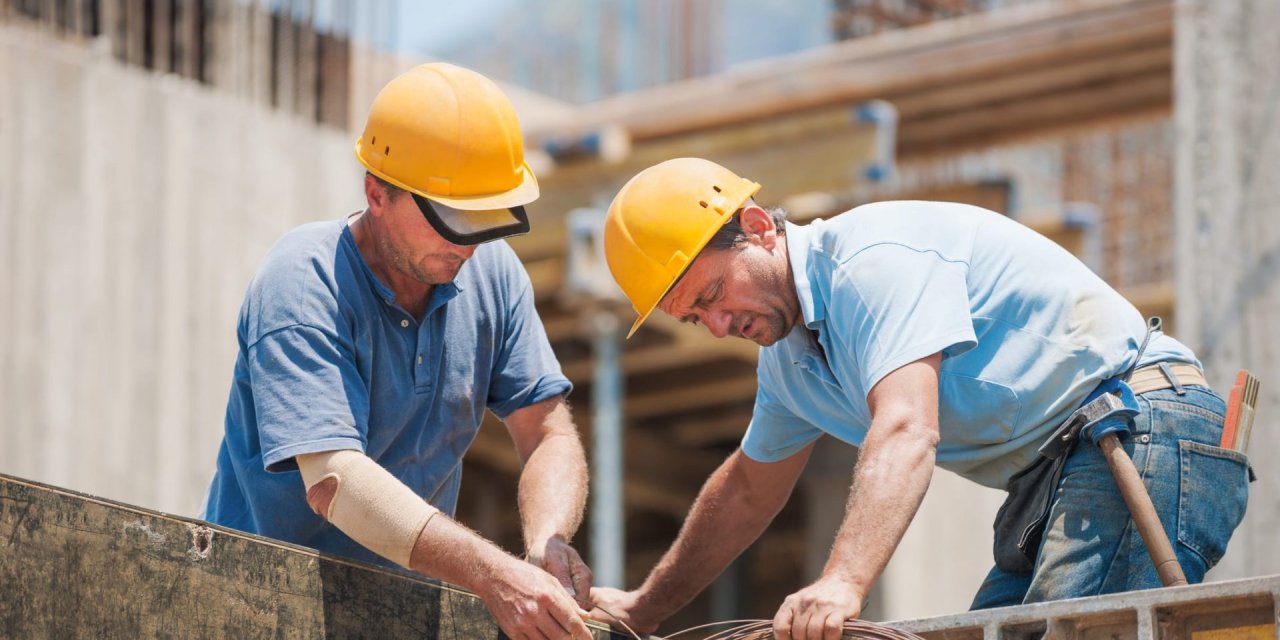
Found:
[201,218,570,568]
[742,201,1196,488]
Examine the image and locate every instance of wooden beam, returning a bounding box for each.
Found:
[560,337,756,381]
[665,409,755,447]
[626,374,758,422]
[898,71,1172,153]
[527,0,1172,142]
[891,41,1170,120]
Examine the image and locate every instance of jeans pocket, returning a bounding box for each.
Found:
[1177,440,1249,568]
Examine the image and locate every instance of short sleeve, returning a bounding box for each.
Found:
[486,266,572,418]
[741,378,823,462]
[833,244,977,395]
[250,324,369,472]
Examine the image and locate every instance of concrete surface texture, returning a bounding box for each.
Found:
[1174,0,1280,581]
[0,24,365,516]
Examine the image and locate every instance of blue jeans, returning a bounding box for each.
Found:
[971,385,1251,609]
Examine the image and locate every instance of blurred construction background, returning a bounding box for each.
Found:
[1,0,1277,632]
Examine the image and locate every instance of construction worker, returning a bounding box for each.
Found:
[588,157,1250,638]
[201,63,594,640]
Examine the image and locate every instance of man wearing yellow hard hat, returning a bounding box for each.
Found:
[201,63,594,640]
[589,158,1247,638]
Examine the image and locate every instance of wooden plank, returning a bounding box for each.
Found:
[625,374,758,421]
[528,0,1172,142]
[0,473,629,639]
[891,42,1171,120]
[898,72,1171,154]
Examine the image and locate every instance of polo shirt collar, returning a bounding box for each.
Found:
[784,220,825,329]
[341,221,463,313]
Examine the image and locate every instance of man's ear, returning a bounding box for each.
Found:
[363,174,388,215]
[738,204,778,249]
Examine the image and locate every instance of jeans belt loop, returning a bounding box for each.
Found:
[1157,362,1186,395]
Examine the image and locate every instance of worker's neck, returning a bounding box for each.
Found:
[349,211,433,319]
[779,237,804,333]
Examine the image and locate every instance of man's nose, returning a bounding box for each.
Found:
[705,311,732,339]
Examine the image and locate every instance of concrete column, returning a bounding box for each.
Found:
[1174,0,1280,580]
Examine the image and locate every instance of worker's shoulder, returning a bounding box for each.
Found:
[835,200,1002,230]
[247,220,354,302]
[263,220,347,263]
[805,200,994,261]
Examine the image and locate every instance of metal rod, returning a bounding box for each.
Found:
[590,311,625,589]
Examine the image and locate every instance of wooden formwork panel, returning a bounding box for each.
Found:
[0,473,626,639]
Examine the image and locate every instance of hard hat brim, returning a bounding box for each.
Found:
[414,195,531,246]
[421,163,540,210]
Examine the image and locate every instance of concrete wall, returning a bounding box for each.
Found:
[0,24,364,515]
[1175,0,1280,580]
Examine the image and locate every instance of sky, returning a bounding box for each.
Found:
[395,0,516,57]
[386,0,834,103]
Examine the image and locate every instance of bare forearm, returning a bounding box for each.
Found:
[519,431,588,547]
[824,424,936,596]
[634,451,795,624]
[410,511,519,591]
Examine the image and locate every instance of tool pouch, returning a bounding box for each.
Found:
[992,451,1068,573]
[992,378,1142,573]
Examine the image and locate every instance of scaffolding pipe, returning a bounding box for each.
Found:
[590,311,625,589]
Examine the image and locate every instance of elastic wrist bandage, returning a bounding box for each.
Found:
[298,450,438,568]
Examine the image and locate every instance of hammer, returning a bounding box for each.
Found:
[1097,433,1187,587]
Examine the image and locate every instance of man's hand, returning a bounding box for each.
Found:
[527,534,593,609]
[476,557,594,640]
[585,587,659,636]
[772,576,865,640]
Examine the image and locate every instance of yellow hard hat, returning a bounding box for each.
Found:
[603,158,762,337]
[355,63,538,245]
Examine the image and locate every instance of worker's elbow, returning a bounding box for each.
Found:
[880,416,940,453]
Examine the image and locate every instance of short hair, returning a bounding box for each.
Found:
[704,202,789,252]
[366,171,406,200]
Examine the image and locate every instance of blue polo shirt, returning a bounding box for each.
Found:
[201,218,571,568]
[742,201,1197,488]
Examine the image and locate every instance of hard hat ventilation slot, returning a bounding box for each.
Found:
[699,201,708,208]
[385,145,390,155]
[371,136,376,145]
[712,185,722,192]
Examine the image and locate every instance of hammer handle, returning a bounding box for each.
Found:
[1098,433,1188,587]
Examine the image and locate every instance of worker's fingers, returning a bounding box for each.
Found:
[801,606,826,640]
[544,593,593,640]
[822,612,845,640]
[773,604,795,640]
[567,555,594,609]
